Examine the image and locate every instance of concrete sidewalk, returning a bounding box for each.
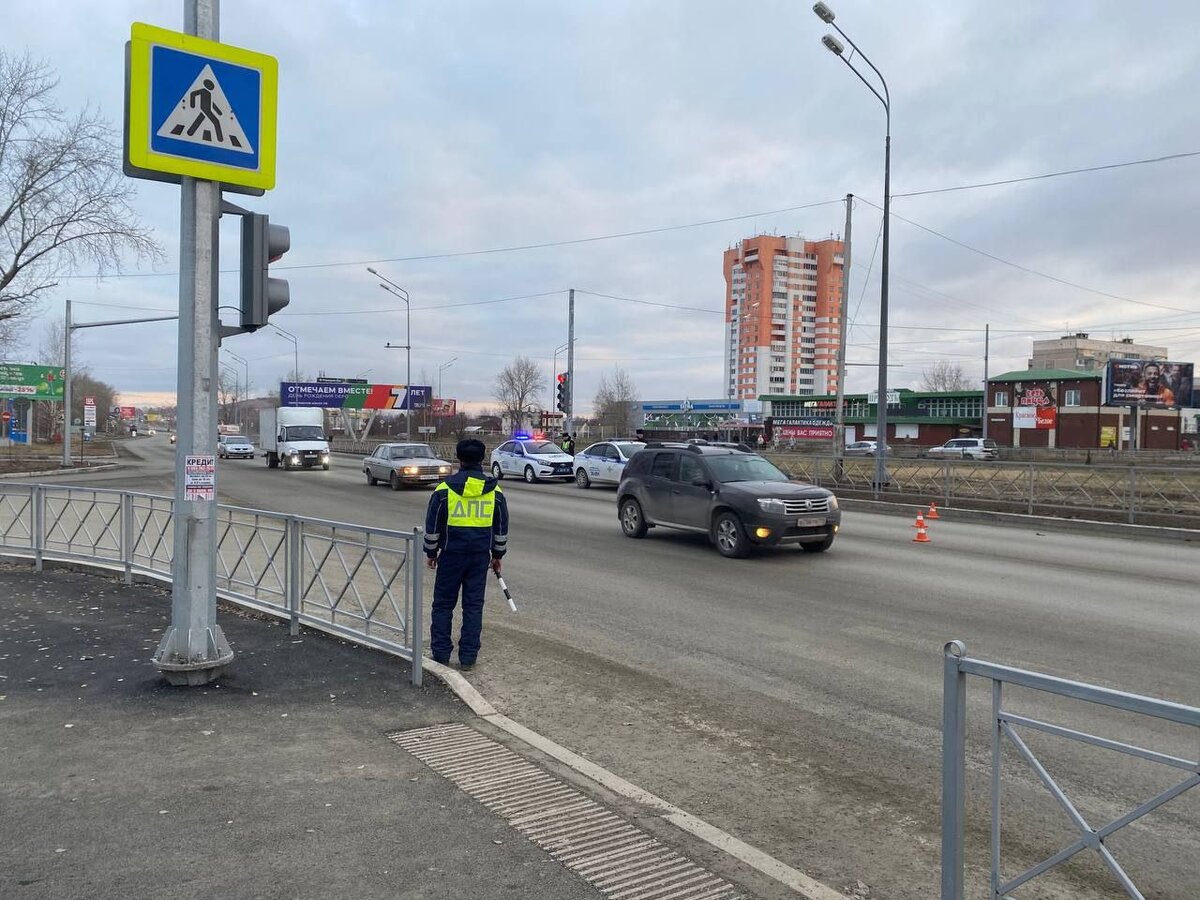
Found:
[0,565,607,900]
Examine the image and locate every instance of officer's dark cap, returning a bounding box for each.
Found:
[456,439,486,465]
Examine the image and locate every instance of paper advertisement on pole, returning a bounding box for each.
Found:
[184,455,216,501]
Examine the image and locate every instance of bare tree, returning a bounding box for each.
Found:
[0,52,161,348]
[217,369,238,425]
[493,356,545,431]
[920,361,973,392]
[593,367,639,435]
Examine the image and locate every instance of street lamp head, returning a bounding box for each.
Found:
[822,34,845,55]
[813,2,836,24]
[366,267,378,275]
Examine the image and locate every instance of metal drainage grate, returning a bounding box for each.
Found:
[390,723,746,900]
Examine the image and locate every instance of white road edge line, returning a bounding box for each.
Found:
[424,659,847,900]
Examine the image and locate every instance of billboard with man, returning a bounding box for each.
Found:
[1105,359,1194,407]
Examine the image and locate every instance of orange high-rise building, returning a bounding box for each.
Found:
[723,235,845,400]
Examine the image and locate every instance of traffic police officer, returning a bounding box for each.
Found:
[423,439,509,670]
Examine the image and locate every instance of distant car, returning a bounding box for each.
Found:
[926,438,999,461]
[363,442,453,490]
[490,439,575,483]
[217,434,255,459]
[844,440,891,457]
[617,443,841,558]
[573,440,646,488]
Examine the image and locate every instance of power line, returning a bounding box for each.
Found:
[857,197,1198,315]
[55,198,844,281]
[574,289,722,314]
[895,149,1200,198]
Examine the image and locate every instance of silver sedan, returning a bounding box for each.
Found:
[363,443,453,490]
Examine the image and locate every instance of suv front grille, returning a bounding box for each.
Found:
[783,497,830,515]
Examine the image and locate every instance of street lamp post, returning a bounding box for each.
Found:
[223,349,249,429]
[438,357,457,401]
[270,325,299,383]
[814,1,892,496]
[369,267,413,441]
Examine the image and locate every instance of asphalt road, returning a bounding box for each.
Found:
[20,437,1200,899]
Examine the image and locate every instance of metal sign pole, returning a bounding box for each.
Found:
[153,0,233,685]
[62,298,73,467]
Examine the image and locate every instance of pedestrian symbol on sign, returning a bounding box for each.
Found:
[156,64,252,154]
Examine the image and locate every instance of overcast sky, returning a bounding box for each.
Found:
[8,0,1200,412]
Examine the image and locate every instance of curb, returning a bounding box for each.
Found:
[838,498,1198,543]
[423,658,848,900]
[0,463,120,480]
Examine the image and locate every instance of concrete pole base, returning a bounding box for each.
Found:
[152,625,234,686]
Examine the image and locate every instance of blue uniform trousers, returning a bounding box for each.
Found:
[430,550,490,664]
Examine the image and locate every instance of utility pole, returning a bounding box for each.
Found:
[834,194,852,464]
[153,0,233,685]
[62,298,73,467]
[982,323,990,440]
[566,288,575,436]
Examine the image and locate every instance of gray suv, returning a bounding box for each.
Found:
[617,444,841,558]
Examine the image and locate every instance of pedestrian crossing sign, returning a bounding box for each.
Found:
[125,22,277,192]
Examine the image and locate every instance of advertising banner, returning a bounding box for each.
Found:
[1100,425,1118,448]
[431,398,457,417]
[120,406,136,420]
[183,455,216,502]
[1015,384,1056,408]
[1106,359,1193,407]
[0,363,66,401]
[83,396,97,427]
[1014,407,1056,429]
[775,417,836,440]
[280,382,432,410]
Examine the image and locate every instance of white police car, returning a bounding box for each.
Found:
[573,440,645,488]
[490,438,574,483]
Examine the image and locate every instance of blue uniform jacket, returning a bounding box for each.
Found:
[423,464,509,559]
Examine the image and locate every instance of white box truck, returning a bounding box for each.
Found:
[260,407,331,470]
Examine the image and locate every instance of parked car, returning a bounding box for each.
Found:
[217,434,255,459]
[925,438,999,460]
[363,443,453,490]
[573,440,645,488]
[490,439,575,483]
[844,440,891,457]
[617,443,841,558]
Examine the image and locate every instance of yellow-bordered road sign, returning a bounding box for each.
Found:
[125,22,277,191]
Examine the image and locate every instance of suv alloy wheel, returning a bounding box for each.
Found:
[712,511,750,558]
[619,498,648,538]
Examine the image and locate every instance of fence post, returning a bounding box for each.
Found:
[410,525,424,687]
[121,493,134,585]
[287,518,302,635]
[943,461,951,507]
[33,485,44,573]
[1027,465,1035,516]
[941,640,967,900]
[1127,467,1137,525]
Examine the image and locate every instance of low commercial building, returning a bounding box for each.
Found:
[761,389,984,446]
[986,368,1183,450]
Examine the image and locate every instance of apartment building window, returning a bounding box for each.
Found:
[1064,389,1082,407]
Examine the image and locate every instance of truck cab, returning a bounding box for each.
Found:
[260,407,331,470]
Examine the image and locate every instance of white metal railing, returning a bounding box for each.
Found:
[0,484,424,686]
[941,641,1200,899]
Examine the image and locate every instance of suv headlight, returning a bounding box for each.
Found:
[757,498,787,515]
[828,495,839,510]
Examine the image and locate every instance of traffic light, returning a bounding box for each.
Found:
[240,213,291,331]
[556,372,569,413]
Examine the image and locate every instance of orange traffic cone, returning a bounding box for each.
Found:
[912,511,926,529]
[913,520,931,543]
[927,501,941,520]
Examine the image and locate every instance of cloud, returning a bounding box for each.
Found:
[9,0,1200,415]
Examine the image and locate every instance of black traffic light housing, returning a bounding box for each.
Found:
[239,213,290,332]
[556,372,569,413]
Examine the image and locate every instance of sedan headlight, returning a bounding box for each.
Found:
[402,466,419,475]
[757,498,787,515]
[438,466,451,474]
